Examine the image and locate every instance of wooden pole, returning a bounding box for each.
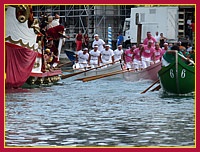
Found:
[80,70,130,82]
[140,79,160,94]
[137,24,142,47]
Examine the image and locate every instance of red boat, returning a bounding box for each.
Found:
[122,62,162,81]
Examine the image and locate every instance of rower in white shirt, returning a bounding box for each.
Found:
[113,45,124,62]
[75,48,89,69]
[100,44,115,64]
[88,44,101,68]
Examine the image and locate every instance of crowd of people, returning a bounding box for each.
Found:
[34,11,195,72]
[32,8,195,73]
[74,31,195,71]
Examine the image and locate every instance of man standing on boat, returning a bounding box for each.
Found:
[113,45,124,62]
[75,48,89,69]
[88,44,101,68]
[143,31,156,46]
[92,34,105,52]
[100,44,115,64]
[123,45,136,70]
[141,40,155,68]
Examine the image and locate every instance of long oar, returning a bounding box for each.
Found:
[61,61,120,79]
[57,61,73,68]
[140,79,160,94]
[62,69,74,72]
[80,69,132,82]
[150,84,161,92]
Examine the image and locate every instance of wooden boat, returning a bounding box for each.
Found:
[5,5,62,88]
[73,61,161,82]
[158,50,195,94]
[62,49,124,79]
[73,61,123,79]
[122,62,162,81]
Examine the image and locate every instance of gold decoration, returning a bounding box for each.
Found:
[33,62,40,68]
[15,5,30,23]
[5,36,38,52]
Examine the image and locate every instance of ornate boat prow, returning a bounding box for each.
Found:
[5,5,62,88]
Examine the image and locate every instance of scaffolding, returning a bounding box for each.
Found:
[32,5,195,50]
[32,5,135,46]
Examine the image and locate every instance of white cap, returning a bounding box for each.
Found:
[148,40,153,43]
[105,44,110,47]
[118,45,122,47]
[94,34,99,37]
[83,48,88,51]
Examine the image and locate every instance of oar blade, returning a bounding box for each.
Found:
[140,79,160,94]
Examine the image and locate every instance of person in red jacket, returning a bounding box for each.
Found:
[75,30,84,51]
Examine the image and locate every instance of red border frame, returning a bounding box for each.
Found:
[2,1,198,152]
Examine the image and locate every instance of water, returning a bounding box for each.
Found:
[5,76,195,147]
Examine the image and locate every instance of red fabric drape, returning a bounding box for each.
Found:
[46,25,64,40]
[5,42,37,88]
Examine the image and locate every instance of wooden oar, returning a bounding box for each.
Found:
[62,69,74,72]
[150,84,161,92]
[57,61,73,68]
[61,61,120,79]
[80,69,132,82]
[140,79,160,94]
[61,69,92,79]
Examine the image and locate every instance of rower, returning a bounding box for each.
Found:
[153,42,163,64]
[113,45,124,62]
[75,48,89,70]
[141,40,155,68]
[100,44,115,65]
[132,44,143,71]
[88,44,101,68]
[123,45,136,70]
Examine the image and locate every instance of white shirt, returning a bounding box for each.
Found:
[154,35,160,42]
[113,49,123,61]
[89,49,101,61]
[51,19,60,27]
[77,51,89,63]
[101,49,114,62]
[92,39,105,52]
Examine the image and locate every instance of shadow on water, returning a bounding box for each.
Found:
[159,90,195,99]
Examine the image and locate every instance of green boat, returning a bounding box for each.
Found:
[158,50,195,94]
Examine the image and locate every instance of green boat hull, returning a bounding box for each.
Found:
[158,55,195,94]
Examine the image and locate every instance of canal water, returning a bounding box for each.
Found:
[5,75,195,147]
